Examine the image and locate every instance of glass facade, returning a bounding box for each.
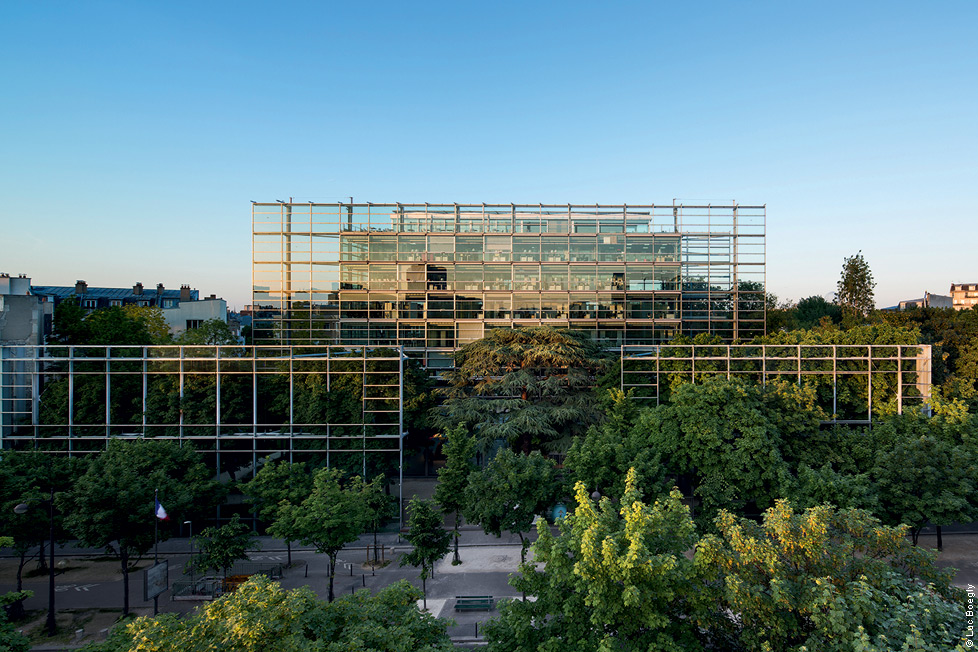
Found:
[253,203,765,365]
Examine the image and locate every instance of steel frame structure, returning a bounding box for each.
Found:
[0,345,406,517]
[253,202,766,367]
[621,344,932,422]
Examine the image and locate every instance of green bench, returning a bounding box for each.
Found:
[455,595,494,611]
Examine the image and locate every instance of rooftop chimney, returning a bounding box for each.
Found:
[75,280,87,294]
[180,285,191,301]
[133,282,143,295]
[156,283,164,294]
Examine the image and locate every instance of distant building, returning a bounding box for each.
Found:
[897,291,953,310]
[0,274,51,346]
[950,283,978,310]
[29,280,227,338]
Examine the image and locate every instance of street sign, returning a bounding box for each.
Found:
[143,560,169,602]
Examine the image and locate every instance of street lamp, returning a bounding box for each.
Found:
[14,488,56,636]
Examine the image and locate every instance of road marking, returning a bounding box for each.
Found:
[55,584,99,592]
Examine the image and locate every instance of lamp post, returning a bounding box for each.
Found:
[184,520,194,591]
[14,488,56,636]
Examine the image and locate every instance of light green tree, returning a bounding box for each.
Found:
[399,498,452,609]
[188,514,259,578]
[178,318,238,345]
[463,449,559,564]
[87,576,453,652]
[695,500,967,651]
[485,470,704,652]
[122,305,172,343]
[433,424,476,564]
[355,473,398,566]
[268,467,366,602]
[241,460,313,565]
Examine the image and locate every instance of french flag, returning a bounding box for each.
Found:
[155,497,169,521]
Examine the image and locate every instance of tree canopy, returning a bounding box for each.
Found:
[835,251,876,319]
[436,326,607,452]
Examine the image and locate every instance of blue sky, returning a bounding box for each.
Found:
[2,1,975,309]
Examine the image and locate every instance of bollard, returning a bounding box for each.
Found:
[475,622,478,638]
[362,574,365,587]
[351,585,354,595]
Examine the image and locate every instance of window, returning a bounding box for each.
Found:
[186,320,203,330]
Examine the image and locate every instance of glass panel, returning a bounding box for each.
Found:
[398,295,426,319]
[570,266,596,291]
[456,295,484,319]
[656,268,680,291]
[398,236,425,261]
[541,265,567,291]
[484,265,511,290]
[485,236,512,262]
[340,235,367,261]
[597,235,623,262]
[626,265,655,291]
[596,266,625,291]
[626,297,654,319]
[368,294,397,319]
[427,324,455,347]
[570,236,595,262]
[368,235,397,261]
[513,236,540,262]
[368,265,396,290]
[456,236,483,262]
[514,265,539,291]
[597,294,624,319]
[655,237,680,262]
[340,265,367,290]
[541,236,568,262]
[455,265,483,291]
[399,264,426,291]
[340,295,368,319]
[428,236,454,261]
[398,323,426,347]
[570,293,597,319]
[513,294,540,319]
[541,294,568,319]
[426,265,452,291]
[427,295,454,319]
[484,295,511,319]
[626,236,655,262]
[655,297,679,319]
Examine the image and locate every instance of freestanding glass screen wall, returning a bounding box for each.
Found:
[253,203,766,368]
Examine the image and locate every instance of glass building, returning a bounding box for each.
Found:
[252,202,766,368]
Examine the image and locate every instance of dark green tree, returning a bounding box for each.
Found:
[795,295,841,329]
[436,326,607,453]
[433,424,476,564]
[356,473,398,565]
[178,319,238,345]
[835,251,876,320]
[268,467,366,602]
[188,514,259,578]
[58,440,222,615]
[399,498,452,609]
[564,388,666,501]
[241,460,313,565]
[463,449,559,564]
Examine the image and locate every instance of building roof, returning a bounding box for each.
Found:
[32,286,190,301]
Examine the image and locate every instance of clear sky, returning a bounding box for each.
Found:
[2,1,975,310]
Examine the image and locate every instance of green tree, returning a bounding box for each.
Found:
[795,294,842,329]
[0,452,83,591]
[870,412,978,547]
[58,440,222,615]
[564,388,666,500]
[52,303,153,346]
[122,305,172,343]
[178,319,238,345]
[835,250,876,319]
[463,449,559,563]
[643,377,791,524]
[0,589,30,652]
[87,576,453,652]
[437,326,607,452]
[356,473,398,566]
[399,498,452,609]
[241,460,313,565]
[696,500,967,651]
[188,514,259,578]
[268,467,366,602]
[433,424,476,565]
[485,470,704,652]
